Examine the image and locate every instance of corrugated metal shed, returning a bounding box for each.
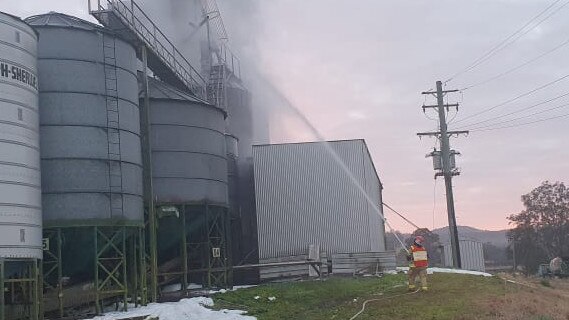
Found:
[443,240,485,272]
[253,139,386,260]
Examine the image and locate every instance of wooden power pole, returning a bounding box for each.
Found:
[418,81,468,269]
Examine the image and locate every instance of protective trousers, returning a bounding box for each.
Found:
[408,267,428,290]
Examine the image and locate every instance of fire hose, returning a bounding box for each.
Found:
[348,287,421,320]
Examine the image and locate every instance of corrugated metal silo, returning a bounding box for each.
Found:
[0,11,43,320]
[26,12,145,314]
[0,11,42,260]
[27,13,143,223]
[148,77,228,205]
[146,77,231,288]
[225,83,258,274]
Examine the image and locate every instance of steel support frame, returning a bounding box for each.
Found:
[206,204,232,288]
[42,226,146,317]
[42,229,63,318]
[0,259,40,320]
[154,203,232,294]
[93,226,127,314]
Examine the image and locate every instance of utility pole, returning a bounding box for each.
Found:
[418,81,468,269]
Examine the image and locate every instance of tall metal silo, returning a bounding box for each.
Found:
[145,76,231,289]
[0,11,42,320]
[26,12,146,315]
[225,82,258,278]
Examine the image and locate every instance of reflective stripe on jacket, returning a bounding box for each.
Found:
[410,245,428,268]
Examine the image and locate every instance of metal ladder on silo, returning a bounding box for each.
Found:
[102,34,124,218]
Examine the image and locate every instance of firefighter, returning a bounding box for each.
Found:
[407,235,429,291]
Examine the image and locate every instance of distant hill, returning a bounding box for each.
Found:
[432,226,508,247]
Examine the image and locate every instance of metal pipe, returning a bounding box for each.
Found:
[232,261,323,270]
[141,46,158,302]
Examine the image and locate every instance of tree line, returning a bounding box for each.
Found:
[385,181,568,272]
[508,181,569,273]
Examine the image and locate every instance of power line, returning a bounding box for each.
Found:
[465,101,569,130]
[471,111,569,132]
[452,72,569,124]
[445,0,566,83]
[461,36,569,91]
[454,90,569,129]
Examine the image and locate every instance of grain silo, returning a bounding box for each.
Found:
[26,12,145,316]
[224,79,259,278]
[0,11,42,320]
[144,76,231,290]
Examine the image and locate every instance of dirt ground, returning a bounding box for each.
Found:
[475,274,569,320]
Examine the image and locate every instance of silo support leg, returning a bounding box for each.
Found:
[42,228,63,318]
[94,227,100,315]
[206,206,230,288]
[122,228,127,311]
[1,260,5,320]
[94,227,128,314]
[32,259,40,320]
[138,227,147,306]
[130,227,146,308]
[181,206,188,293]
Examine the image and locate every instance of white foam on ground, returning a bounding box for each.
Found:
[395,267,492,277]
[86,297,256,320]
[208,285,258,295]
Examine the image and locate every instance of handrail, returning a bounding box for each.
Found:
[89,0,208,98]
[200,0,241,78]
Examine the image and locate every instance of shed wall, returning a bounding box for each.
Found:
[253,140,385,260]
[443,240,485,272]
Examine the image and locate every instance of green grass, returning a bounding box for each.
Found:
[213,274,505,320]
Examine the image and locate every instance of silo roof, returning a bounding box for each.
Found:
[25,12,104,32]
[145,76,227,117]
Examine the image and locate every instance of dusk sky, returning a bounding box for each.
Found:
[5,0,569,233]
